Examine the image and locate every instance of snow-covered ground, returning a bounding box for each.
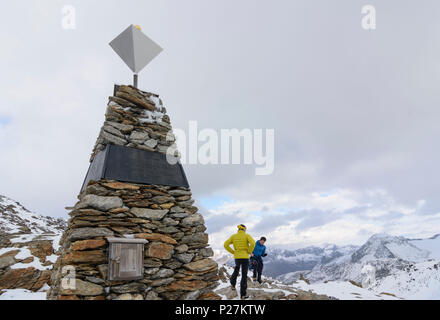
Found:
[371,260,440,299]
[0,289,47,301]
[294,281,400,300]
[410,235,440,260]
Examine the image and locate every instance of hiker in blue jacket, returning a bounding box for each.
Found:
[250,237,267,284]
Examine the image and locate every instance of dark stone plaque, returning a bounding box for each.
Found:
[81,145,189,191]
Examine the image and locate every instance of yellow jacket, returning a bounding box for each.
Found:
[224,230,256,259]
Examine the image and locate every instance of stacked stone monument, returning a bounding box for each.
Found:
[48,85,220,300]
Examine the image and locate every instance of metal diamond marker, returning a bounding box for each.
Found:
[110,25,163,88]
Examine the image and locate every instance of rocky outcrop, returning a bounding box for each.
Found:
[0,195,66,297]
[0,237,59,294]
[48,85,219,300]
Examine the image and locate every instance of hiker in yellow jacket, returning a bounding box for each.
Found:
[224,224,256,299]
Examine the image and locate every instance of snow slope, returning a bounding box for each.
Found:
[410,235,440,260]
[0,195,65,237]
[371,260,440,299]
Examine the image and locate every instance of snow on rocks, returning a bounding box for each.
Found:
[371,260,440,299]
[90,85,176,162]
[0,195,66,299]
[0,289,47,301]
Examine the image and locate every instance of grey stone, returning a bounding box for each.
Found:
[101,130,127,146]
[144,139,158,149]
[144,268,160,276]
[248,289,286,300]
[170,213,189,219]
[84,184,109,196]
[157,121,172,130]
[137,145,155,152]
[151,268,174,279]
[194,225,207,233]
[215,287,238,300]
[178,200,195,208]
[144,258,163,268]
[109,96,137,108]
[184,259,218,273]
[114,293,144,300]
[157,145,172,154]
[97,264,108,279]
[181,233,209,245]
[175,253,195,264]
[157,226,179,234]
[85,276,105,285]
[0,255,16,269]
[77,195,123,211]
[168,190,192,197]
[173,232,185,241]
[145,291,162,300]
[170,206,185,213]
[164,260,183,270]
[163,218,179,226]
[182,214,205,227]
[151,278,174,287]
[174,244,189,254]
[131,139,146,145]
[181,290,201,300]
[60,279,104,296]
[131,208,168,220]
[66,227,114,242]
[130,131,149,142]
[151,196,175,204]
[103,125,125,138]
[200,248,215,258]
[111,282,147,294]
[106,121,134,134]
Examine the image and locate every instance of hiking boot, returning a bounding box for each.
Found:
[241,296,249,300]
[252,277,257,282]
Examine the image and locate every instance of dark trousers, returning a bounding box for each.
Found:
[252,256,264,283]
[230,259,249,297]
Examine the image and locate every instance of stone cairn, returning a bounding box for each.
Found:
[48,85,220,300]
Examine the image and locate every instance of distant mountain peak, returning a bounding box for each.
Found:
[351,233,429,264]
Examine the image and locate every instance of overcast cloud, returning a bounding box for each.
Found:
[1,0,440,250]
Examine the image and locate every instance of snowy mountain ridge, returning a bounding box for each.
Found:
[351,233,430,263]
[0,195,65,238]
[215,232,440,299]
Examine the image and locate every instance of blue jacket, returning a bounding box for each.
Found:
[252,240,266,257]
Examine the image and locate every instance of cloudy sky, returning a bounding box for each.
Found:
[1,0,440,250]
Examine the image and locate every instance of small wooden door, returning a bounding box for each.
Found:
[109,242,144,281]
